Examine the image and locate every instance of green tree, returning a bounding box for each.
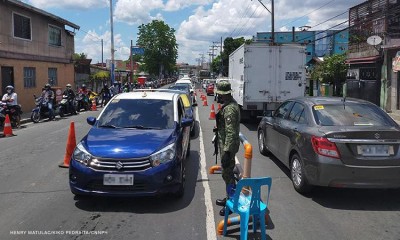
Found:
[310,53,348,96]
[221,37,246,75]
[137,20,178,77]
[210,37,246,76]
[72,52,87,60]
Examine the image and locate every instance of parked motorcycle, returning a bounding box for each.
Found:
[0,101,22,128]
[75,93,90,112]
[30,95,55,123]
[58,95,77,117]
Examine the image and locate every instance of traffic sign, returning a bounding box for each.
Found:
[132,46,144,55]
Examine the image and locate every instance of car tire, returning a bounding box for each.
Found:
[190,123,195,137]
[258,130,270,155]
[290,153,312,194]
[186,141,191,158]
[174,165,186,198]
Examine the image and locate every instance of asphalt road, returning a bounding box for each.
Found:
[0,89,400,240]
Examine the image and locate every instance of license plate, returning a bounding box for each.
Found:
[103,174,134,185]
[357,145,394,157]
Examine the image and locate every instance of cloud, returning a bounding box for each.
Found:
[113,0,164,25]
[176,0,268,63]
[175,0,365,63]
[27,0,108,9]
[76,30,128,64]
[164,0,213,11]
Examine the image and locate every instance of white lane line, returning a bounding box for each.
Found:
[197,106,217,240]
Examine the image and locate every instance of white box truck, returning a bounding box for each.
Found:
[228,43,306,120]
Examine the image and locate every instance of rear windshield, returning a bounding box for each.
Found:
[312,103,394,127]
[169,84,189,92]
[97,99,174,129]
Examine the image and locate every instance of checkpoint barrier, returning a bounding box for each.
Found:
[212,132,256,236]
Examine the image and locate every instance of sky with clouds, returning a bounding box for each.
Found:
[22,0,365,65]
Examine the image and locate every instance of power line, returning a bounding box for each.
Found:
[77,28,102,42]
[311,11,348,29]
[278,0,336,29]
[233,4,262,38]
[226,1,254,39]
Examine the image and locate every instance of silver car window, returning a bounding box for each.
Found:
[312,103,393,126]
[288,102,306,123]
[274,101,294,119]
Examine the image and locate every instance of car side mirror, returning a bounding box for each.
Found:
[181,118,193,127]
[87,116,96,126]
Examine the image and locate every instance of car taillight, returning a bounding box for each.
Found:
[311,136,340,159]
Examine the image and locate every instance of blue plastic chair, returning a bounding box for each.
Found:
[223,177,272,240]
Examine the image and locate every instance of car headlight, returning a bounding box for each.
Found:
[150,143,176,167]
[73,142,93,166]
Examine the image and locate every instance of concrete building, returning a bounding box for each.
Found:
[256,29,348,64]
[0,0,79,112]
[346,0,400,110]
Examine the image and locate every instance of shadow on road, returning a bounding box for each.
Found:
[307,187,400,211]
[73,150,201,214]
[265,152,400,211]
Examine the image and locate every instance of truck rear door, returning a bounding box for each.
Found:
[244,45,275,103]
[276,46,306,101]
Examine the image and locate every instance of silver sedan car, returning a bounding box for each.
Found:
[257,97,400,194]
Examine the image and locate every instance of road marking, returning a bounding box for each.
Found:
[196,106,217,240]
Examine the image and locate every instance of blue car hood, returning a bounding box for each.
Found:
[84,128,176,158]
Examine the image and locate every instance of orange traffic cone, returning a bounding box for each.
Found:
[3,114,14,137]
[91,99,97,111]
[218,103,222,111]
[203,97,208,106]
[209,104,216,120]
[59,121,77,168]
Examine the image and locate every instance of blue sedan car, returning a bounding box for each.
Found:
[69,90,192,198]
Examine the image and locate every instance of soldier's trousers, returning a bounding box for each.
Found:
[222,155,236,185]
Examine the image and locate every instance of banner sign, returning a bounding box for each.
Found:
[132,46,144,55]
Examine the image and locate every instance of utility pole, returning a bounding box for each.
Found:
[101,39,104,67]
[130,40,133,83]
[110,0,115,84]
[257,0,274,44]
[220,36,223,76]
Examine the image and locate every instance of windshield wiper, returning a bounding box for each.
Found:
[123,125,161,130]
[99,124,120,129]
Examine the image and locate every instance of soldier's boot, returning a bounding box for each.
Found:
[216,197,226,206]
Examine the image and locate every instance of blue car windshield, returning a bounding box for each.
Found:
[97,99,174,129]
[312,103,394,127]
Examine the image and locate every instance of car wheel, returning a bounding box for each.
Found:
[290,153,312,194]
[258,130,269,155]
[174,164,186,198]
[190,123,195,137]
[186,141,191,158]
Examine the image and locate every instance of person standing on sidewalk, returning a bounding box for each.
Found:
[214,80,241,216]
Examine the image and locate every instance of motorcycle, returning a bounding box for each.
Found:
[75,93,90,112]
[58,95,77,117]
[0,101,22,128]
[30,95,55,123]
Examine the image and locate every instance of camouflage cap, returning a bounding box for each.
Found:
[216,80,232,95]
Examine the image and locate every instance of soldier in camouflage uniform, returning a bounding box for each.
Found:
[215,80,241,216]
